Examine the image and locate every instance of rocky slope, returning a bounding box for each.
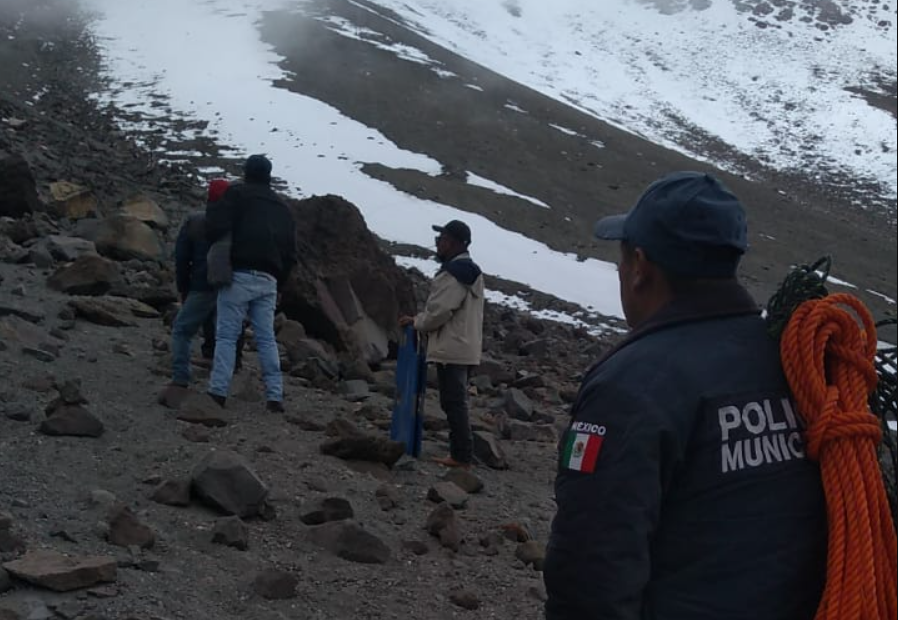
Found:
[1,1,895,619]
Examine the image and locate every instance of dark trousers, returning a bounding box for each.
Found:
[436,363,473,464]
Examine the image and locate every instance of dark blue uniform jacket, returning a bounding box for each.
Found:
[545,279,826,620]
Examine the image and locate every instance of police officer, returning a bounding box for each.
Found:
[544,172,827,619]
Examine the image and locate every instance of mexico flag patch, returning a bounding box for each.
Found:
[562,426,605,473]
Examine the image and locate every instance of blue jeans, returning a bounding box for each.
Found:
[171,290,218,385]
[209,270,282,402]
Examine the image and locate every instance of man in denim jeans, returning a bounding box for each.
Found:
[205,155,297,412]
[170,179,244,387]
[400,220,484,469]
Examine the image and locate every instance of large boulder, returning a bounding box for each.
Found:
[94,215,162,261]
[280,195,416,364]
[0,151,42,218]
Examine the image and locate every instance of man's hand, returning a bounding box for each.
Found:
[399,315,416,327]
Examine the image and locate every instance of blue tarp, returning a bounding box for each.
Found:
[390,326,426,457]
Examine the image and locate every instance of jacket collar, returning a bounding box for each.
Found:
[443,251,470,263]
[592,279,760,371]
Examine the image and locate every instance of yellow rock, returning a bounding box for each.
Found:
[49,181,97,219]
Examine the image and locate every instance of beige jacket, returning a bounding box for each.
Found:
[414,253,484,365]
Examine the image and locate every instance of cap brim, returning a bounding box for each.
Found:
[431,225,444,233]
[593,214,628,240]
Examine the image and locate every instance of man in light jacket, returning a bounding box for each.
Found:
[401,219,484,469]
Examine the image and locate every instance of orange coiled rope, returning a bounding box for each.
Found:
[781,293,898,620]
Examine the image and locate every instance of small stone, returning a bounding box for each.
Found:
[181,425,210,443]
[150,479,191,507]
[401,540,429,556]
[49,529,78,543]
[299,497,354,525]
[505,388,534,420]
[211,516,249,551]
[112,343,133,356]
[527,583,548,602]
[0,529,26,553]
[515,540,546,571]
[191,450,269,518]
[339,379,371,402]
[86,584,118,598]
[449,589,481,610]
[252,569,297,600]
[305,476,329,493]
[472,431,508,469]
[106,505,155,549]
[325,417,362,438]
[137,558,160,572]
[427,482,469,509]
[50,600,85,620]
[442,468,484,494]
[480,531,506,551]
[56,380,87,405]
[177,393,229,427]
[48,327,69,341]
[319,435,406,467]
[425,502,461,551]
[89,489,117,508]
[501,522,533,543]
[2,550,117,592]
[39,405,104,437]
[142,474,163,486]
[305,521,391,564]
[21,347,56,363]
[2,404,31,422]
[375,484,400,511]
[21,375,56,393]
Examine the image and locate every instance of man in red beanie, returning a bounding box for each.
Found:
[169,178,244,388]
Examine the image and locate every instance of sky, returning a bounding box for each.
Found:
[78,0,896,324]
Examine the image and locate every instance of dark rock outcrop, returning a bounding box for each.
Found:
[280,195,416,364]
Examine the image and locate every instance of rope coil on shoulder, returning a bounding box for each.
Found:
[769,258,897,620]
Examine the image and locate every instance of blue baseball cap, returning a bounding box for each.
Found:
[594,171,748,278]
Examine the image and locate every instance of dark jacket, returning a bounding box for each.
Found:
[205,181,297,286]
[174,212,211,295]
[544,280,826,620]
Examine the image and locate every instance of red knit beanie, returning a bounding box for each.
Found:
[207,178,230,203]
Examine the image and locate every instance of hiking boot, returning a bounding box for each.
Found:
[431,456,472,470]
[266,400,285,413]
[207,392,227,408]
